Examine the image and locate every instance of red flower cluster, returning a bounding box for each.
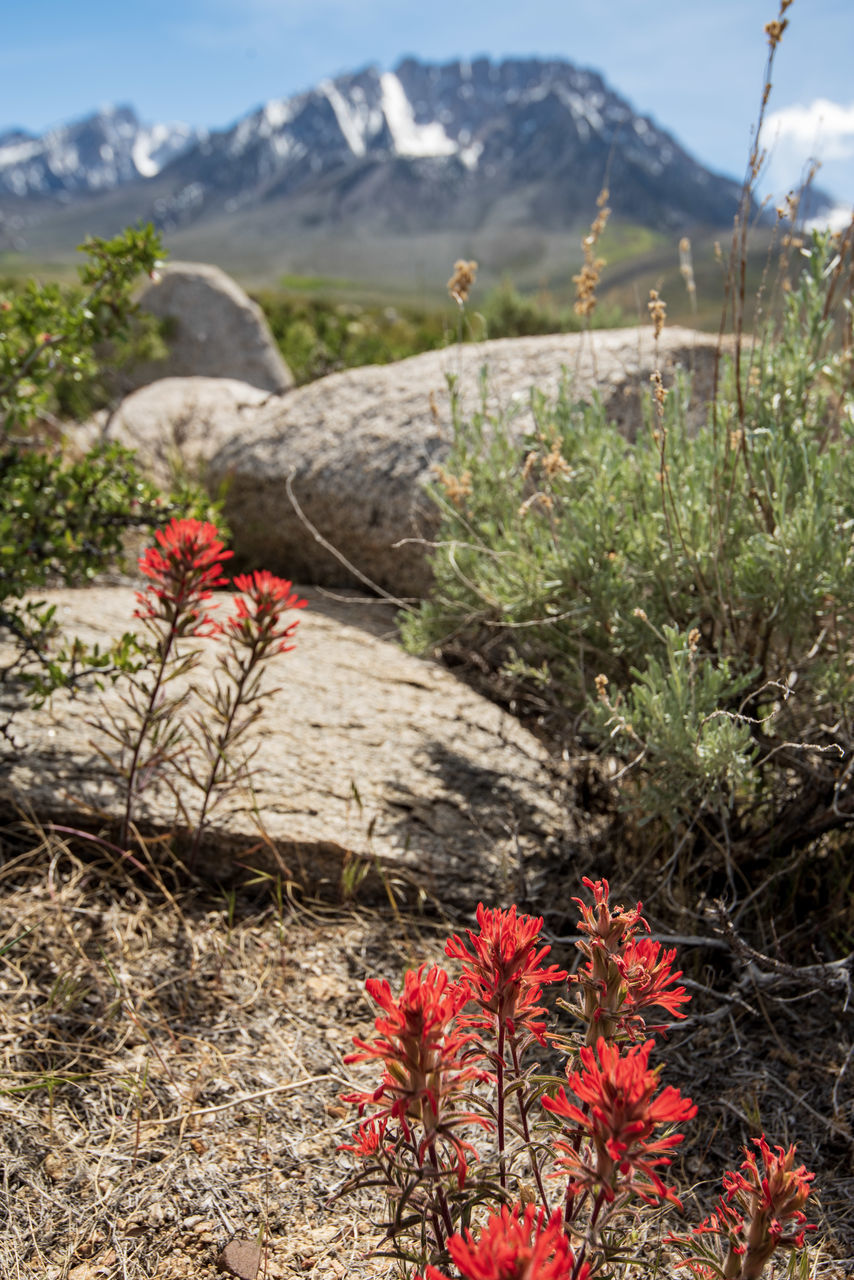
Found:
[723,1136,815,1247]
[338,1116,389,1159]
[574,876,647,948]
[135,517,232,635]
[421,1203,589,1280]
[669,1136,816,1280]
[569,877,689,1042]
[446,903,567,1043]
[343,965,489,1185]
[542,1037,696,1207]
[615,936,691,1022]
[221,570,307,655]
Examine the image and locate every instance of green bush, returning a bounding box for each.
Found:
[253,291,449,384]
[0,226,216,727]
[477,278,622,339]
[254,282,625,385]
[403,229,854,943]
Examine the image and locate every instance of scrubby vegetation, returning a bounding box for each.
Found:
[0,225,216,723]
[403,221,854,952]
[252,279,623,386]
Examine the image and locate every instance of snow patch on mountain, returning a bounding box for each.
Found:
[132,122,203,178]
[380,71,457,158]
[321,80,369,156]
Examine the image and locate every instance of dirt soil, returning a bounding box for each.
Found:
[0,828,851,1280]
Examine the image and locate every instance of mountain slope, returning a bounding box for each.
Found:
[142,57,744,235]
[1,58,746,242]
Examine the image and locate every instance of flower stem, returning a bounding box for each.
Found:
[119,631,175,848]
[188,638,258,869]
[496,1020,507,1192]
[508,1034,551,1215]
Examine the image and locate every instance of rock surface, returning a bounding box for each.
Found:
[128,261,294,393]
[0,586,576,908]
[90,377,271,491]
[96,326,724,597]
[207,325,723,597]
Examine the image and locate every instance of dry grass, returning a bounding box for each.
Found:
[0,826,432,1279]
[0,816,851,1279]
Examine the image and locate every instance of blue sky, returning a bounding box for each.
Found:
[2,0,853,206]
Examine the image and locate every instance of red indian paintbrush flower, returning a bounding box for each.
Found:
[420,1203,590,1280]
[120,517,233,847]
[573,877,646,950]
[668,1136,816,1280]
[343,964,490,1185]
[721,1136,816,1279]
[615,935,690,1025]
[445,903,567,1043]
[542,1037,696,1207]
[222,570,307,654]
[338,1115,389,1159]
[568,877,690,1042]
[135,517,232,635]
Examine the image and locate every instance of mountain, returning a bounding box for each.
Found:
[4,56,833,287]
[0,60,746,227]
[0,106,203,198]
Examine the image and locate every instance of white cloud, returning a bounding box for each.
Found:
[761,98,854,203]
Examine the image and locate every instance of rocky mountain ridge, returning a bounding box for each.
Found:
[1,56,750,237]
[0,105,202,197]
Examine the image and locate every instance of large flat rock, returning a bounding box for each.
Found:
[0,587,576,908]
[208,326,722,597]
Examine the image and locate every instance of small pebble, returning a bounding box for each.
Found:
[216,1237,262,1280]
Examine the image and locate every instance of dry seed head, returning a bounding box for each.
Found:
[428,389,440,424]
[574,261,605,317]
[591,207,610,240]
[433,464,473,506]
[574,189,610,317]
[518,492,554,518]
[594,673,609,701]
[688,627,700,654]
[447,258,478,305]
[648,289,667,339]
[765,17,788,48]
[678,238,697,306]
[650,368,668,407]
[543,441,571,479]
[729,428,744,452]
[522,450,539,482]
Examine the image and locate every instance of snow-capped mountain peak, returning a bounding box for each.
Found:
[0,106,202,197]
[0,56,775,239]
